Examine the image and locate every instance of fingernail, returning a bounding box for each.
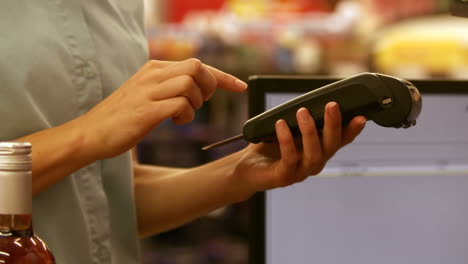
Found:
[297,108,311,122]
[327,102,338,116]
[358,116,367,125]
[276,119,287,129]
[352,116,366,126]
[235,79,248,90]
[327,101,337,110]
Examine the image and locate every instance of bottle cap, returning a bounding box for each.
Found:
[0,142,32,171]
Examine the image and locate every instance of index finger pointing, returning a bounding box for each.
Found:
[146,59,248,93]
[206,65,248,92]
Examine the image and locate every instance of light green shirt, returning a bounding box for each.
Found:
[0,1,148,263]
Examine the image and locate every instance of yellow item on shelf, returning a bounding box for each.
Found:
[226,0,269,18]
[373,15,468,78]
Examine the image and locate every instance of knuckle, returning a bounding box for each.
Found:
[174,98,195,124]
[175,96,191,109]
[146,59,161,68]
[186,58,203,74]
[178,75,203,109]
[179,75,195,88]
[206,78,218,97]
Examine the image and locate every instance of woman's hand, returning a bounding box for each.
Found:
[79,59,247,160]
[233,102,366,196]
[133,101,366,235]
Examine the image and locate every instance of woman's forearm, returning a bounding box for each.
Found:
[16,117,96,195]
[134,150,250,237]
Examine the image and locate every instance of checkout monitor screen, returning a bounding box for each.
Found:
[247,76,468,264]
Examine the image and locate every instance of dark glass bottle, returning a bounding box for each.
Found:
[0,142,55,263]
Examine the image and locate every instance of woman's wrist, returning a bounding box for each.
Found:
[200,149,256,204]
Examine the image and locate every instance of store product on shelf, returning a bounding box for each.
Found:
[372,15,468,79]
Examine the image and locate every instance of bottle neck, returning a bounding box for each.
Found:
[0,171,32,216]
[0,214,33,233]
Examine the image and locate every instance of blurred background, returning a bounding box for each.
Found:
[138,0,468,263]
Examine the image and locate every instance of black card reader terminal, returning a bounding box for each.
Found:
[202,72,422,150]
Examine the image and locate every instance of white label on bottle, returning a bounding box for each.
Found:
[0,171,32,214]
